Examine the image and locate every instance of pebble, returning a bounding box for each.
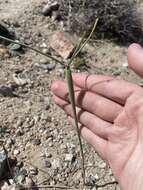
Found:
[40,111,49,121]
[15,129,24,136]
[32,139,41,146]
[49,31,75,59]
[45,151,52,158]
[14,171,26,184]
[52,159,61,170]
[13,73,31,86]
[51,11,61,21]
[42,48,49,54]
[13,149,20,156]
[86,175,96,186]
[48,142,53,147]
[9,43,21,51]
[98,161,106,169]
[38,63,56,71]
[45,160,52,168]
[122,62,128,68]
[65,153,75,162]
[39,58,48,64]
[94,174,99,180]
[42,1,60,16]
[40,42,47,48]
[29,166,38,175]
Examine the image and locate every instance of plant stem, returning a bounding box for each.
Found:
[0,35,63,65]
[65,18,99,186]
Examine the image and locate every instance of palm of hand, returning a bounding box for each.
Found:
[52,44,143,190]
[52,75,143,187]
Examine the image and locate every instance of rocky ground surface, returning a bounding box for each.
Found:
[0,0,142,190]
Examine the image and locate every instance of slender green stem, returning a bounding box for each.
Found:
[66,18,99,186]
[68,18,99,67]
[0,35,63,64]
[66,66,86,185]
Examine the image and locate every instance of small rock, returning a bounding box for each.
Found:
[32,139,41,146]
[15,129,24,136]
[14,170,27,184]
[42,48,49,54]
[113,69,121,76]
[49,31,75,59]
[52,159,61,170]
[98,161,106,169]
[48,142,53,147]
[13,149,20,156]
[9,179,14,185]
[9,42,22,51]
[40,42,47,48]
[0,85,16,97]
[38,63,56,71]
[122,62,128,68]
[94,174,99,180]
[13,73,31,86]
[42,2,60,16]
[44,149,52,158]
[29,166,38,175]
[39,58,48,64]
[86,175,96,186]
[45,160,52,168]
[51,11,61,21]
[65,153,75,162]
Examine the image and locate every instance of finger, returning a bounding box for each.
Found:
[68,116,107,159]
[53,95,112,139]
[128,43,143,78]
[52,81,123,122]
[72,73,141,105]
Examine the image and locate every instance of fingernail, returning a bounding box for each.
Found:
[130,43,142,49]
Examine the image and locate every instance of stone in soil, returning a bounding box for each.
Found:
[49,31,75,59]
[37,63,56,71]
[9,42,22,51]
[42,1,60,16]
[29,166,38,175]
[45,160,52,168]
[31,139,41,146]
[65,153,75,163]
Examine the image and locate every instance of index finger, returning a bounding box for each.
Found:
[73,73,142,105]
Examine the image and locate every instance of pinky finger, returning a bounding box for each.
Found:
[68,116,108,160]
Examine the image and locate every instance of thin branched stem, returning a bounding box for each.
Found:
[0,35,63,65]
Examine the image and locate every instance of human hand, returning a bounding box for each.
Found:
[51,44,143,190]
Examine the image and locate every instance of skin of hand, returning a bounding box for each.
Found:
[51,43,143,190]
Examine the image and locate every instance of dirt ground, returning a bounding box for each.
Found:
[0,0,142,190]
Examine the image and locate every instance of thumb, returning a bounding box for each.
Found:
[128,43,143,78]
